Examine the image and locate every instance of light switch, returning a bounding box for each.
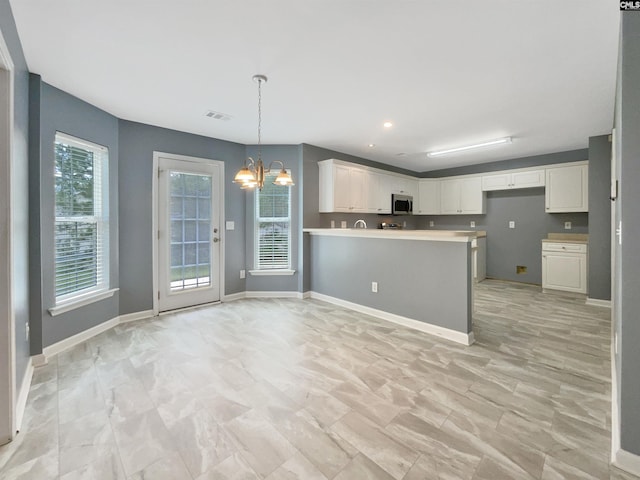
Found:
[226,221,235,230]
[509,221,515,229]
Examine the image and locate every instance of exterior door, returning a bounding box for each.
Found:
[157,155,222,312]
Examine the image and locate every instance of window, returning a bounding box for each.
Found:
[255,172,291,270]
[54,133,109,303]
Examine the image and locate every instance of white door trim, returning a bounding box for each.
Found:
[152,152,225,316]
[0,28,16,444]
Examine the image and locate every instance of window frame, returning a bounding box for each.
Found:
[253,171,293,272]
[53,132,110,306]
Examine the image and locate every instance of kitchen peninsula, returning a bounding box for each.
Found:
[303,229,484,345]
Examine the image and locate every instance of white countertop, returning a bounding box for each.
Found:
[303,228,479,242]
[542,233,588,245]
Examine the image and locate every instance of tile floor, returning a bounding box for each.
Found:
[0,280,637,479]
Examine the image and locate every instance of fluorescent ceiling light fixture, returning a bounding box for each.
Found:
[427,137,512,157]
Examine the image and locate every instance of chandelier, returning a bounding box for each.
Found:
[233,75,294,190]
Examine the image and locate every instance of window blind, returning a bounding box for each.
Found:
[255,172,291,270]
[54,133,109,302]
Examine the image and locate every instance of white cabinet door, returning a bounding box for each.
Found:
[349,168,367,212]
[481,173,511,191]
[545,164,588,213]
[440,177,485,214]
[542,252,587,293]
[416,179,440,215]
[459,177,485,214]
[512,169,545,188]
[368,172,391,214]
[440,179,461,214]
[318,160,370,213]
[333,164,351,212]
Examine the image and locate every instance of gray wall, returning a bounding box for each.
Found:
[418,190,588,285]
[587,135,612,301]
[118,120,247,314]
[616,12,640,457]
[0,0,30,385]
[32,80,120,347]
[309,235,471,334]
[244,145,301,292]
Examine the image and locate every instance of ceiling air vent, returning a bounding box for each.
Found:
[204,110,232,121]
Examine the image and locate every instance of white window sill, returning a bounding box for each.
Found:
[249,269,296,276]
[49,288,119,317]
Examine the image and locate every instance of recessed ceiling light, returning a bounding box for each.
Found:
[368,143,375,148]
[383,122,393,128]
[427,137,512,157]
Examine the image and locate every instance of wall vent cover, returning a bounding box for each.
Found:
[205,110,232,121]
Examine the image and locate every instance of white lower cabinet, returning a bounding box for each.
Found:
[542,242,587,294]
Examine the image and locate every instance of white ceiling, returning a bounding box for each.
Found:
[10,0,620,172]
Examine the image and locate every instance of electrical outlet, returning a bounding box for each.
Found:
[330,220,335,228]
[371,281,378,293]
[341,221,347,229]
[564,221,572,230]
[509,221,515,229]
[402,221,407,228]
[240,269,245,279]
[429,220,435,227]
[470,221,475,228]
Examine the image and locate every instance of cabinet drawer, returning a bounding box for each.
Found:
[542,242,587,253]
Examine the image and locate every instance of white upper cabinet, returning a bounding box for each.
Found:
[481,169,545,191]
[367,171,392,214]
[440,176,485,215]
[545,163,588,213]
[319,159,403,214]
[416,179,440,215]
[389,175,418,197]
[319,160,369,213]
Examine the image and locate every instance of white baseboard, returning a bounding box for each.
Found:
[301,291,311,299]
[15,361,34,432]
[245,291,305,299]
[586,297,612,308]
[222,292,246,302]
[38,309,159,363]
[31,354,47,367]
[309,292,474,346]
[613,448,640,477]
[119,309,154,323]
[43,316,120,359]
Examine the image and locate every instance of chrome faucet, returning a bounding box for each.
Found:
[353,219,367,229]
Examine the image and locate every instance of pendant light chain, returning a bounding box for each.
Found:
[257,77,262,160]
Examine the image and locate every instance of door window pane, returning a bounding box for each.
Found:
[169,171,212,291]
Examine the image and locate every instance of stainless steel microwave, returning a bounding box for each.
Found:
[391,194,413,215]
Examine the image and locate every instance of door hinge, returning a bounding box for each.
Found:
[157,230,160,240]
[158,291,160,300]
